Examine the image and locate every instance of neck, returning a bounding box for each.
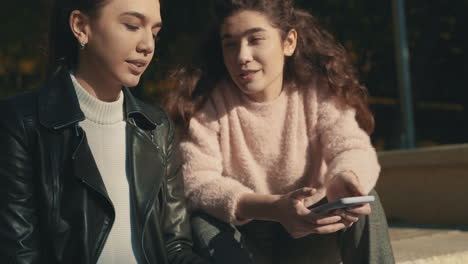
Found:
[75,61,122,102]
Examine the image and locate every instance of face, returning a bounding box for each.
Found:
[75,0,162,88]
[220,10,296,102]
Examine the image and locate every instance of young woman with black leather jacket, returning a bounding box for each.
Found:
[0,0,207,263]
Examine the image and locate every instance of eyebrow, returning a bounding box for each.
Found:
[120,11,163,28]
[221,27,266,40]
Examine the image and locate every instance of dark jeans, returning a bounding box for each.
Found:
[191,190,395,264]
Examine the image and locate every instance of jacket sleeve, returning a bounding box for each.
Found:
[0,100,42,263]
[316,92,380,193]
[162,116,210,264]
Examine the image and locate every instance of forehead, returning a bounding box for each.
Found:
[102,0,161,21]
[221,10,275,35]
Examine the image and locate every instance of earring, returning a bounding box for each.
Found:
[80,42,87,50]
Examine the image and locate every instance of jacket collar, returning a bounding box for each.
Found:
[122,88,163,130]
[38,69,161,130]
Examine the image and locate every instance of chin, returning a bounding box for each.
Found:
[239,83,265,96]
[120,74,142,88]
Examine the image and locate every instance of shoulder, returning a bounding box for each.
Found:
[188,81,226,125]
[312,78,354,116]
[198,79,238,120]
[0,91,39,149]
[0,91,39,129]
[298,77,356,130]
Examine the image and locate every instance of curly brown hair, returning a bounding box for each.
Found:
[164,0,374,135]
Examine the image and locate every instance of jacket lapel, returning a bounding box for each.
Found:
[72,130,114,211]
[37,70,113,210]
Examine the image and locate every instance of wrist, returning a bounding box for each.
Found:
[236,193,282,222]
[268,194,284,222]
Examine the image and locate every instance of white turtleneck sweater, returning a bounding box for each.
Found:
[70,73,138,264]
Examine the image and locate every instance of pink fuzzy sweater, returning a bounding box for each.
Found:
[180,78,380,225]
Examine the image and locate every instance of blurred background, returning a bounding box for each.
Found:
[2,1,468,262]
[1,0,467,151]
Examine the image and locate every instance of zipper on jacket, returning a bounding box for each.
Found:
[126,122,151,263]
[74,123,80,137]
[127,117,167,263]
[140,188,159,264]
[142,148,169,261]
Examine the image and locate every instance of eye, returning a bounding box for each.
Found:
[124,24,139,31]
[249,37,264,45]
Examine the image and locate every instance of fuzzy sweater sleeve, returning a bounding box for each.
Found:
[180,99,254,225]
[316,91,380,193]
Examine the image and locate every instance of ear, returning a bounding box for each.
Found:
[283,29,297,57]
[69,10,90,46]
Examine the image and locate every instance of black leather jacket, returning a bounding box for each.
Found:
[0,71,206,264]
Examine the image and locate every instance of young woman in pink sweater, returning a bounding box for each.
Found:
[165,0,394,263]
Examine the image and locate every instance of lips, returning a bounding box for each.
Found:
[239,69,260,80]
[126,59,148,74]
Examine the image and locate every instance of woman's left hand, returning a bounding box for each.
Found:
[326,171,371,227]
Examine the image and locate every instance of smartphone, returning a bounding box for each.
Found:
[309,195,375,215]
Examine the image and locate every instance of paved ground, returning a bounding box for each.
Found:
[389,226,468,264]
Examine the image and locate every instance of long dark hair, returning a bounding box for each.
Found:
[46,0,109,78]
[164,0,375,135]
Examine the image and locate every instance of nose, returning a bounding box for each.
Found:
[136,29,155,56]
[237,42,252,65]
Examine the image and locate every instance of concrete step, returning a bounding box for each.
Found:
[389,226,468,264]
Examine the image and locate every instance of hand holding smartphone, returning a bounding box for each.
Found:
[309,195,375,215]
